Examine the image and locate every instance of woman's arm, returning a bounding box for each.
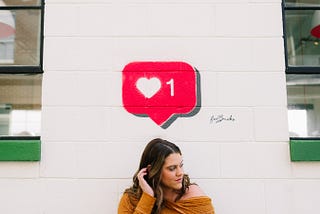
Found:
[118,167,156,213]
[118,192,156,214]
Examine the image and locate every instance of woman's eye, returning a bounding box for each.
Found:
[168,166,175,171]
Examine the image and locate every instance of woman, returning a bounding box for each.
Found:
[118,138,215,214]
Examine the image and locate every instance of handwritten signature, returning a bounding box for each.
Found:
[210,114,235,124]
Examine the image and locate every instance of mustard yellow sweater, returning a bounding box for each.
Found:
[118,192,215,214]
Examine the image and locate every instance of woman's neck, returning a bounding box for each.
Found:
[162,187,180,202]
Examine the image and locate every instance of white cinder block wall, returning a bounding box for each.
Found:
[2,0,320,213]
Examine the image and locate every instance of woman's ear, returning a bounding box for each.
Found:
[147,164,151,173]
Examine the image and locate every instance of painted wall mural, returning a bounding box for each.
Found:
[122,61,201,128]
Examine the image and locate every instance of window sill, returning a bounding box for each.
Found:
[290,138,320,161]
[0,137,41,161]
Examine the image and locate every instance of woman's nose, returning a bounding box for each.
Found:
[176,166,183,176]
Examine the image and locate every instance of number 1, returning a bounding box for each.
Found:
[166,79,174,96]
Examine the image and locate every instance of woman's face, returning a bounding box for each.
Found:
[160,153,184,191]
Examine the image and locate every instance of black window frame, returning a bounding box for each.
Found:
[282,1,320,74]
[0,1,44,140]
[283,1,320,148]
[0,2,44,74]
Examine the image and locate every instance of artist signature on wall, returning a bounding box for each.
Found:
[210,114,235,124]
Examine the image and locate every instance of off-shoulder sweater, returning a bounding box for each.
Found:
[118,192,215,214]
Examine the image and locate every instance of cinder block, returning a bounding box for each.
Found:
[216,3,282,37]
[254,107,289,141]
[292,162,320,178]
[148,4,215,36]
[44,37,114,71]
[249,3,282,36]
[0,162,39,178]
[75,142,145,178]
[264,180,292,214]
[40,142,77,178]
[43,179,118,214]
[108,71,123,106]
[45,4,79,36]
[42,72,112,106]
[179,142,220,178]
[79,4,149,36]
[217,72,287,106]
[200,72,219,107]
[0,179,43,214]
[152,0,248,3]
[220,142,291,178]
[251,38,285,71]
[111,38,200,72]
[41,107,111,141]
[291,180,320,214]
[204,38,252,71]
[194,179,266,214]
[45,0,113,3]
[250,0,281,3]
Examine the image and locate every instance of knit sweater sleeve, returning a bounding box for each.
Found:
[118,192,156,214]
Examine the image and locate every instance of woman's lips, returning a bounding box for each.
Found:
[175,178,182,182]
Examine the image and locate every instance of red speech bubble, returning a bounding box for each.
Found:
[122,62,198,127]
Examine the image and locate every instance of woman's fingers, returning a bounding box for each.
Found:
[138,168,147,177]
[137,167,154,197]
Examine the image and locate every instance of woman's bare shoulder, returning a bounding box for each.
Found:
[181,184,207,200]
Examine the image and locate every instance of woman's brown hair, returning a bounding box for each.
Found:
[125,138,191,213]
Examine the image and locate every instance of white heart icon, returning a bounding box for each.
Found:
[136,77,161,98]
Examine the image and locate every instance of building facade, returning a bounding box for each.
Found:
[0,0,320,213]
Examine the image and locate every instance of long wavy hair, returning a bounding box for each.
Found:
[125,138,191,214]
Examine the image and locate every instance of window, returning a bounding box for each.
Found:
[0,0,43,139]
[0,74,42,136]
[284,1,320,138]
[284,0,320,72]
[286,74,320,138]
[283,0,320,161]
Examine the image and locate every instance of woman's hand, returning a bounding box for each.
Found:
[137,167,154,197]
